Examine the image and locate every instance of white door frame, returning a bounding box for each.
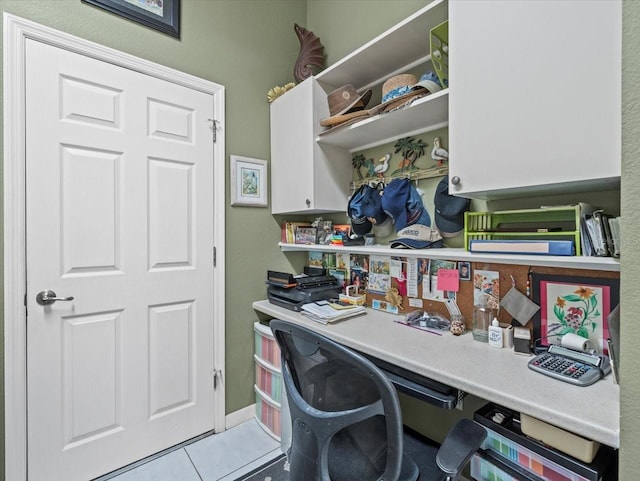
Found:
[3,14,226,481]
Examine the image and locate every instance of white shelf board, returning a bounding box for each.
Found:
[315,0,448,90]
[316,90,449,151]
[279,243,620,272]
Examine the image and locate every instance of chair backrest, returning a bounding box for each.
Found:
[270,319,405,481]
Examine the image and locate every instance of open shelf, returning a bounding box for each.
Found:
[315,0,448,90]
[316,90,448,151]
[279,243,620,272]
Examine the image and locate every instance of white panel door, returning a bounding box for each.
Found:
[25,38,216,481]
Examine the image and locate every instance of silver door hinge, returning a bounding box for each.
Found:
[213,246,217,266]
[208,119,220,143]
[213,369,222,389]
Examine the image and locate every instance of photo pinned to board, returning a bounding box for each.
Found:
[368,255,391,294]
[308,251,323,267]
[328,268,347,292]
[473,269,500,310]
[423,259,456,301]
[336,253,350,274]
[350,254,369,293]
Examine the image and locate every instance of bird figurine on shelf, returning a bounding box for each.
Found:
[431,137,449,166]
[374,153,391,178]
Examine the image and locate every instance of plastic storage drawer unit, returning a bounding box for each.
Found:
[471,451,541,481]
[254,385,281,441]
[254,322,281,368]
[254,354,282,404]
[474,403,616,481]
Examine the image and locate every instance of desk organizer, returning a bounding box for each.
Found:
[254,321,281,368]
[464,206,582,255]
[471,451,542,481]
[474,403,615,481]
[430,20,449,87]
[254,354,282,404]
[254,385,281,441]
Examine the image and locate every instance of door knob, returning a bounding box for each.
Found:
[35,290,74,306]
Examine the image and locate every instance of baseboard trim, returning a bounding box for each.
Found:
[226,404,256,430]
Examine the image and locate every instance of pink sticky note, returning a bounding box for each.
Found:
[437,269,460,292]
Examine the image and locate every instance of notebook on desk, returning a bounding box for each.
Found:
[300,302,366,324]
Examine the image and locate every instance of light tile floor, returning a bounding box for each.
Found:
[100,419,282,481]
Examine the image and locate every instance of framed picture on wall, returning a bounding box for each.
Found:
[82,0,181,38]
[531,273,620,354]
[230,155,268,207]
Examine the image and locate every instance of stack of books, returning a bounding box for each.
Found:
[301,302,367,324]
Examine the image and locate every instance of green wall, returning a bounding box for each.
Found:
[620,1,640,478]
[0,0,307,478]
[0,0,637,480]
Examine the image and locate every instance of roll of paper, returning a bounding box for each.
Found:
[561,333,590,352]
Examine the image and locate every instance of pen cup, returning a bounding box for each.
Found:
[502,324,514,348]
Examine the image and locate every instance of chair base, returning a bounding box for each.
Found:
[402,427,445,481]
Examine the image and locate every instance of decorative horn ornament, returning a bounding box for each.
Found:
[293,23,326,83]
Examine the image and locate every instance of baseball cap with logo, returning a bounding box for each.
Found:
[381,178,443,249]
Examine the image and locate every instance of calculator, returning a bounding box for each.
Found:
[528,344,611,387]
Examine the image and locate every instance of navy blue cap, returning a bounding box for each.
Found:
[381,178,432,231]
[347,185,371,236]
[434,176,470,238]
[348,185,389,236]
[381,178,443,249]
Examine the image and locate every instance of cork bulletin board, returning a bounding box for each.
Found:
[367,260,620,334]
[310,252,620,334]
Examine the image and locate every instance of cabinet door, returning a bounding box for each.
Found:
[270,78,351,214]
[449,0,621,199]
[270,78,316,214]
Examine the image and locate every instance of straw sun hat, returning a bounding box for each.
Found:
[369,73,428,114]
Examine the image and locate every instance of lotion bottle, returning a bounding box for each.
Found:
[488,318,503,348]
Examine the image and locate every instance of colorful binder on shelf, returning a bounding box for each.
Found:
[469,239,574,256]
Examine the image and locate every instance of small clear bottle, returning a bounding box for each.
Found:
[488,318,503,348]
[472,303,494,342]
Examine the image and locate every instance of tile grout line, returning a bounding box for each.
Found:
[216,448,283,481]
[184,448,205,481]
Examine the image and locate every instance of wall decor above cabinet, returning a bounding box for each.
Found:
[270,0,449,215]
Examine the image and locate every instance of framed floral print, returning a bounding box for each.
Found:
[230,155,268,207]
[531,273,620,354]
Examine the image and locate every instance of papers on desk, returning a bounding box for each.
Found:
[301,302,367,324]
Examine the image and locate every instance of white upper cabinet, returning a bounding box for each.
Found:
[270,77,351,215]
[448,0,621,200]
[270,0,449,214]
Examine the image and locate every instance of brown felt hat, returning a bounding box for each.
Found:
[325,84,372,117]
[320,84,372,128]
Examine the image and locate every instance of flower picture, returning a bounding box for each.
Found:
[532,274,619,354]
[230,155,268,207]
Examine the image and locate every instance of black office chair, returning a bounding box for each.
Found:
[270,319,486,481]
